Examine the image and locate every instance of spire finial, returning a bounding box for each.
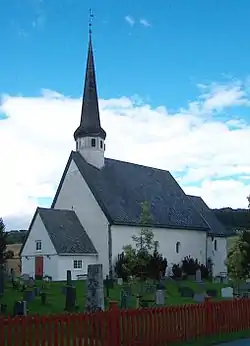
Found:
[89,8,94,36]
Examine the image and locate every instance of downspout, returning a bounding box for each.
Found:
[108,223,113,279]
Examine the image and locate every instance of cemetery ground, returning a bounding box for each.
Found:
[1,278,230,315]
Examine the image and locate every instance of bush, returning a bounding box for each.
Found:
[114,252,130,281]
[181,256,199,276]
[148,249,168,280]
[172,264,182,279]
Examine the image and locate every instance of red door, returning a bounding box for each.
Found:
[35,256,43,279]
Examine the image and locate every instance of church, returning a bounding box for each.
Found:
[20,30,233,281]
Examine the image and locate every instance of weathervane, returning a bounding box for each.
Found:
[89,8,94,35]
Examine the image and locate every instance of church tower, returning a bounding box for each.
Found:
[74,24,106,169]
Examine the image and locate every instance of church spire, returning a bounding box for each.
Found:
[74,11,106,169]
[74,11,106,141]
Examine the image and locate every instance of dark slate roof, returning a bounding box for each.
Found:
[74,35,106,141]
[188,195,234,237]
[52,152,209,231]
[20,207,97,256]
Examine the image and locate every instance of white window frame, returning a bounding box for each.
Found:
[73,260,83,269]
[36,240,42,251]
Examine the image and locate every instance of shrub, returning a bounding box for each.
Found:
[114,252,130,281]
[172,264,182,278]
[181,256,199,276]
[148,249,168,280]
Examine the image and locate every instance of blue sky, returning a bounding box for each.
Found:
[1,0,250,108]
[1,0,250,229]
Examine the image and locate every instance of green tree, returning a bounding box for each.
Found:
[132,201,154,253]
[0,218,7,266]
[227,237,248,286]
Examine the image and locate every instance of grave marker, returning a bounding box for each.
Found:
[155,289,165,305]
[85,264,104,312]
[195,269,202,283]
[179,286,194,298]
[13,301,27,316]
[193,292,205,303]
[221,287,233,299]
[206,289,217,298]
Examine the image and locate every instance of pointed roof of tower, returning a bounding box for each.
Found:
[74,30,106,140]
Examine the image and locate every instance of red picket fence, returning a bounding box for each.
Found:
[1,299,250,346]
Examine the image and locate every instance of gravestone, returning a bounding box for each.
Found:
[13,301,27,316]
[193,292,205,303]
[222,276,228,285]
[0,267,4,297]
[67,270,72,286]
[221,287,233,299]
[85,264,104,312]
[155,290,165,305]
[23,290,35,303]
[206,289,217,298]
[117,278,123,286]
[195,269,202,283]
[179,286,194,298]
[120,289,131,309]
[104,275,111,298]
[34,286,41,296]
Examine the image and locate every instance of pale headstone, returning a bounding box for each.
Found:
[179,286,194,298]
[221,287,233,299]
[155,290,165,305]
[85,264,104,312]
[195,269,202,282]
[117,278,123,285]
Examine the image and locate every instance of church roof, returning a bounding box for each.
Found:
[188,195,234,237]
[20,207,97,256]
[74,34,106,141]
[52,152,210,231]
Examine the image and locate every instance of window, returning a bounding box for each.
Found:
[36,241,42,251]
[100,140,103,149]
[73,260,83,269]
[176,241,180,254]
[214,239,217,251]
[91,138,96,147]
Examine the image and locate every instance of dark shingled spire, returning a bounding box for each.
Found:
[74,30,106,141]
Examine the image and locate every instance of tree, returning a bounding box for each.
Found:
[227,237,249,286]
[132,201,154,253]
[0,218,7,266]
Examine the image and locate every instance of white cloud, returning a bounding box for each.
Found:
[1,80,250,230]
[139,18,151,27]
[124,15,135,27]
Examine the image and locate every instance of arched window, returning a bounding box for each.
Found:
[214,239,217,251]
[176,242,181,254]
[91,138,96,147]
[100,140,103,149]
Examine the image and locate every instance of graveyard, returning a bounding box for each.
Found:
[0,267,236,316]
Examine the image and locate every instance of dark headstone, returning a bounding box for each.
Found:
[41,292,47,306]
[193,292,205,303]
[23,290,35,303]
[179,286,194,298]
[13,301,27,316]
[61,286,67,295]
[66,270,72,286]
[85,264,104,312]
[104,275,110,298]
[206,289,217,298]
[34,286,41,296]
[65,286,76,311]
[0,267,4,297]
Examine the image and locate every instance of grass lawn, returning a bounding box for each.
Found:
[0,278,230,315]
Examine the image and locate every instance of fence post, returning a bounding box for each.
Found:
[108,301,121,346]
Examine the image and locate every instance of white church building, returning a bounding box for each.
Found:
[20,30,233,281]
